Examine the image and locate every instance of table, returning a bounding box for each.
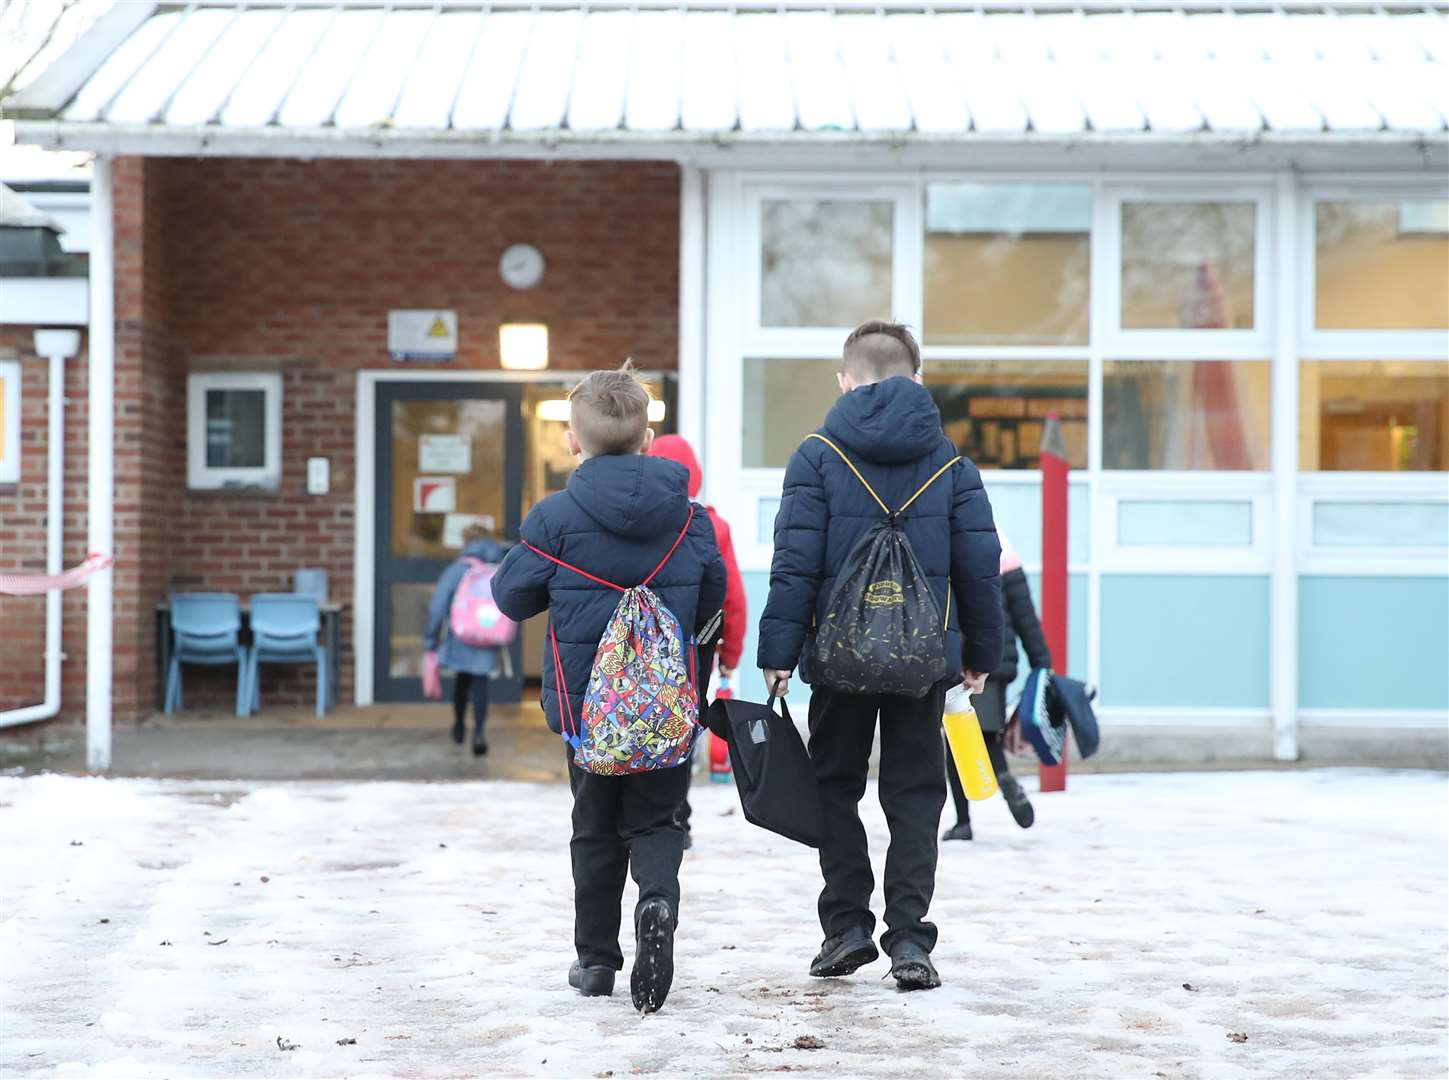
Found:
[156,601,344,711]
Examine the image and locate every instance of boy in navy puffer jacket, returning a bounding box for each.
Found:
[759,321,1003,992]
[491,366,725,1013]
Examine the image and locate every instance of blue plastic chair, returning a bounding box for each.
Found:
[245,593,329,716]
[165,593,249,716]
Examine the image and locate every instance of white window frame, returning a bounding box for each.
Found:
[0,358,19,484]
[917,176,1095,364]
[1293,177,1449,577]
[1295,473,1449,577]
[1100,184,1275,360]
[743,178,920,355]
[1097,471,1273,574]
[1298,180,1449,360]
[186,371,282,490]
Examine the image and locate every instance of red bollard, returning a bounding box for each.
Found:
[709,675,733,783]
[1039,415,1070,794]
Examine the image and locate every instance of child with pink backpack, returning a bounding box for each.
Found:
[423,522,516,756]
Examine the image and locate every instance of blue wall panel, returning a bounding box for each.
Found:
[1100,575,1270,708]
[1299,577,1449,711]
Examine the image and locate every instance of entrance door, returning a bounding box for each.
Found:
[373,382,524,703]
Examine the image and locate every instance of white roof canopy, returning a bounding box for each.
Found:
[7,2,1449,168]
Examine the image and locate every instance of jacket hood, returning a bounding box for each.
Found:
[566,454,692,540]
[822,376,945,465]
[647,434,702,498]
[461,537,499,561]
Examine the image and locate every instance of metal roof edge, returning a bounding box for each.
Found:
[4,3,159,121]
[15,119,1449,169]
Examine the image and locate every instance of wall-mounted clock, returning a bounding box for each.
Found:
[500,243,545,290]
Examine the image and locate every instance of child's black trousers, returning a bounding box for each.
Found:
[807,684,949,956]
[568,756,689,970]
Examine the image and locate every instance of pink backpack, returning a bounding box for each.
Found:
[449,558,517,648]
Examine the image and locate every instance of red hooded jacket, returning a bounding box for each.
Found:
[649,434,747,670]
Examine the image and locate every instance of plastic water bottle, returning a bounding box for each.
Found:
[709,675,733,783]
[942,684,998,801]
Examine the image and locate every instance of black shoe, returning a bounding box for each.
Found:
[451,718,465,745]
[568,960,615,997]
[631,899,675,1013]
[888,942,941,991]
[809,926,879,978]
[941,822,973,842]
[472,736,489,757]
[998,773,1035,829]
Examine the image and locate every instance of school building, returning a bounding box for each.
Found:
[1,1,1445,768]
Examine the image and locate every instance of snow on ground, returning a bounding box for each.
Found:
[1,769,1445,1079]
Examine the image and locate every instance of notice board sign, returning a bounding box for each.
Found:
[389,310,458,362]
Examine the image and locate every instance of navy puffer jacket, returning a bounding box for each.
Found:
[491,453,726,735]
[758,377,1004,682]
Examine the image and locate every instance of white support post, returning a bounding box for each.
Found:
[86,156,115,773]
[1270,173,1301,762]
[678,165,706,469]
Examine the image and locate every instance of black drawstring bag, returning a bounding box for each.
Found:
[704,689,825,849]
[804,434,958,699]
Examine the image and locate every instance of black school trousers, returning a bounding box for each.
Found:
[808,683,948,955]
[568,753,689,971]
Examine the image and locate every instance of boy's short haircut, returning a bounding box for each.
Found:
[569,364,652,456]
[841,320,921,383]
[460,522,492,545]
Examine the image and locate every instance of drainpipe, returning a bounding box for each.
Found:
[0,329,79,727]
[87,156,114,773]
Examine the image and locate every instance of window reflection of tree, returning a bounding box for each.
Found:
[762,201,893,327]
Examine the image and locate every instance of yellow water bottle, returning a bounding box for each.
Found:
[943,684,998,801]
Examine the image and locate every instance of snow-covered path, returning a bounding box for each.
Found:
[2,769,1445,1079]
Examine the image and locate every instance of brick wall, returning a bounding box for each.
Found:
[0,329,90,719]
[5,156,680,721]
[124,156,681,711]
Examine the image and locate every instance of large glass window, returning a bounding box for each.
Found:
[1314,200,1449,331]
[926,360,1088,469]
[742,358,842,468]
[1120,202,1256,330]
[1300,360,1449,471]
[1103,360,1270,470]
[923,184,1091,345]
[761,200,893,327]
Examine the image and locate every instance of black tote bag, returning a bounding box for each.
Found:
[704,691,826,849]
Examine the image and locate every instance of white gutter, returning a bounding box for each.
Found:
[0,332,77,727]
[86,156,114,773]
[10,121,1447,174]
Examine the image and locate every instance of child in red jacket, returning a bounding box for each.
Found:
[649,434,746,844]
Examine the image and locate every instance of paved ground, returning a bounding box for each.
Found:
[0,705,569,782]
[0,704,1341,783]
[2,769,1445,1079]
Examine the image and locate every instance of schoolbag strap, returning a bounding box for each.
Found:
[806,433,960,518]
[548,620,578,743]
[898,456,962,514]
[642,506,695,587]
[805,434,890,516]
[521,543,627,592]
[521,506,695,593]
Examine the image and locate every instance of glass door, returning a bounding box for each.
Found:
[373,382,524,703]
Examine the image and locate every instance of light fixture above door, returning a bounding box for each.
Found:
[499,323,548,370]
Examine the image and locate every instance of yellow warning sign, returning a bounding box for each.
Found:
[388,309,457,362]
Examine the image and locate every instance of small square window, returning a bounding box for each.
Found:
[187,372,281,489]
